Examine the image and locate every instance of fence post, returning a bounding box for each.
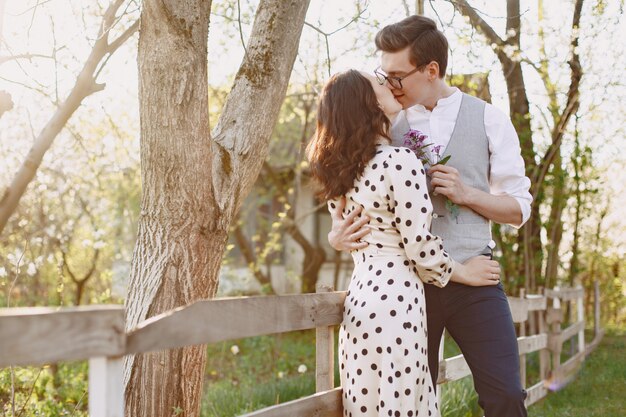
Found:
[550,287,562,374]
[519,288,526,388]
[436,330,445,406]
[537,287,550,382]
[89,356,124,417]
[577,285,585,355]
[316,285,335,392]
[594,281,601,338]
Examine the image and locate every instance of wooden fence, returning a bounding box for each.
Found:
[0,283,603,417]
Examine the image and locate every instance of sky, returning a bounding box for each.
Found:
[0,0,625,253]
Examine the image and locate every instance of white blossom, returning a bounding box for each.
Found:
[93,240,106,250]
[230,345,240,355]
[297,364,307,374]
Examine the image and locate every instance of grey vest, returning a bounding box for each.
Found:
[390,94,492,263]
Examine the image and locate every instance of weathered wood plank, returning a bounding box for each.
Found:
[518,289,527,388]
[559,350,586,376]
[89,356,124,417]
[545,287,584,301]
[316,285,336,392]
[547,350,586,391]
[537,307,550,381]
[577,294,585,354]
[437,354,471,384]
[560,321,585,345]
[525,295,547,311]
[508,297,529,323]
[240,387,343,417]
[126,292,346,354]
[0,306,125,367]
[546,307,563,325]
[524,381,547,407]
[517,334,548,355]
[584,329,605,357]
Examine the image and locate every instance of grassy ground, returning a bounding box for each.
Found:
[200,329,626,417]
[201,331,317,416]
[529,330,626,417]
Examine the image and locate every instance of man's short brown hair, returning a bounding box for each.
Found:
[375,15,448,78]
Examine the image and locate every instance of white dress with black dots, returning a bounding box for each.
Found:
[331,144,454,417]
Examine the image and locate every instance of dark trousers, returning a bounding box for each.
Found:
[425,281,528,417]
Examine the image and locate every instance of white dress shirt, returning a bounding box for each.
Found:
[403,87,532,227]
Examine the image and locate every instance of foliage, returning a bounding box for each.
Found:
[0,363,88,416]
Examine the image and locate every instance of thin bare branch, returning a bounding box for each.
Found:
[446,0,504,48]
[303,6,367,77]
[0,53,53,66]
[236,0,247,53]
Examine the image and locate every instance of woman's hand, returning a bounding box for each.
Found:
[451,256,501,286]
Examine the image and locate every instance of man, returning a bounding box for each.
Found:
[329,15,532,417]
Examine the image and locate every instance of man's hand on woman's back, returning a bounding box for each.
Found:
[328,197,371,251]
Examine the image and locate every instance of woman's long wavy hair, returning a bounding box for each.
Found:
[306,70,391,201]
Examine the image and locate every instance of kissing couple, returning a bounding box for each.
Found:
[306,15,532,417]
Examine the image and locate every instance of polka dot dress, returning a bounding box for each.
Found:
[330,144,454,417]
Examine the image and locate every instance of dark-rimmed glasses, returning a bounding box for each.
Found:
[374,66,422,89]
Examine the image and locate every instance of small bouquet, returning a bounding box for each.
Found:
[403,129,450,168]
[403,129,458,218]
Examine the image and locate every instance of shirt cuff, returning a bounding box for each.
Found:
[509,196,531,229]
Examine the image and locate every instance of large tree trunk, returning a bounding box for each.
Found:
[124,0,311,416]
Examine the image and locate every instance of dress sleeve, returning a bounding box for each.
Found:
[383,148,454,288]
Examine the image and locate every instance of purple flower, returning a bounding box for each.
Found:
[403,129,450,167]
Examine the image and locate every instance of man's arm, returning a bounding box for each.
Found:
[327,196,500,286]
[429,103,532,228]
[429,164,523,227]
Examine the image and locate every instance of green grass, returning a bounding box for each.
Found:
[529,331,626,417]
[200,331,317,416]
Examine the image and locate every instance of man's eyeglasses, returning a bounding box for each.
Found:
[374,66,422,90]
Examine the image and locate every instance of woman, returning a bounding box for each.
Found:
[307,70,495,417]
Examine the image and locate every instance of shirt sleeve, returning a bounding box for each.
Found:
[383,148,454,288]
[484,104,533,228]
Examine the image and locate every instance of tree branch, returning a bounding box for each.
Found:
[446,0,504,48]
[531,0,584,196]
[0,0,139,235]
[0,53,53,66]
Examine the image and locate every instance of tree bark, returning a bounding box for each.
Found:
[543,151,566,289]
[124,0,310,415]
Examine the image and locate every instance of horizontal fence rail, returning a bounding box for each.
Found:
[0,283,603,416]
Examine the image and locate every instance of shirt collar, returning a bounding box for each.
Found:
[407,87,462,114]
